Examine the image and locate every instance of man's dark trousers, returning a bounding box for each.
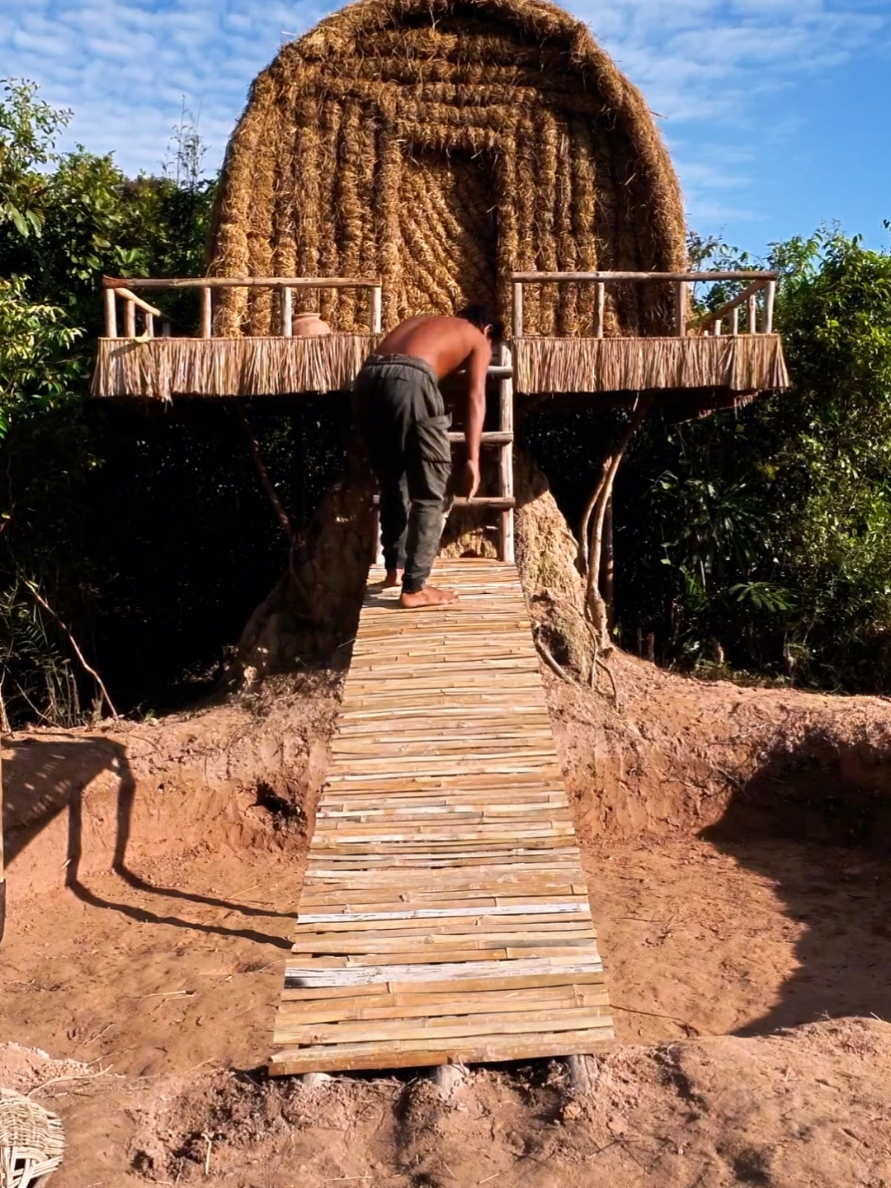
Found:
[354,354,452,594]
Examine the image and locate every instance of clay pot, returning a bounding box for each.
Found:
[291,311,332,337]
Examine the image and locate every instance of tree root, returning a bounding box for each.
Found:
[535,638,574,683]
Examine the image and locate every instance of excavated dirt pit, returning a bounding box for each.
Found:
[3,659,891,1185]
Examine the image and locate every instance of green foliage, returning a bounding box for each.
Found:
[0,276,81,438]
[0,80,221,726]
[0,78,70,239]
[620,227,891,690]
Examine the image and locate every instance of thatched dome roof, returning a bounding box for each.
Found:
[209,0,686,338]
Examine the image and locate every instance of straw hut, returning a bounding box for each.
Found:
[92,0,790,680]
[208,0,687,340]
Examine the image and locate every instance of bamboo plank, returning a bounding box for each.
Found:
[282,971,606,1001]
[299,895,590,914]
[275,984,610,1026]
[269,1029,615,1075]
[275,1005,612,1047]
[284,956,604,988]
[268,558,612,1075]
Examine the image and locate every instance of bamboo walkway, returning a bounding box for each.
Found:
[269,559,613,1075]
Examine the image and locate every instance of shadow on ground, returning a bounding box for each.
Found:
[3,736,292,948]
[702,724,891,1034]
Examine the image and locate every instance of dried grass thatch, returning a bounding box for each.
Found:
[514,334,791,397]
[209,0,686,338]
[92,335,378,400]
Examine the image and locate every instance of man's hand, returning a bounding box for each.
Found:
[460,458,480,499]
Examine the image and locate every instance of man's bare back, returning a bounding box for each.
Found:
[376,315,488,382]
[374,313,493,608]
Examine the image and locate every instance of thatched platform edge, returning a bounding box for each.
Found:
[514,334,790,398]
[91,335,380,400]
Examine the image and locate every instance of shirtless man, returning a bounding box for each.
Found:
[354,305,496,607]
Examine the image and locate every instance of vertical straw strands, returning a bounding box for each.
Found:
[92,335,380,400]
[208,0,687,335]
[513,334,791,397]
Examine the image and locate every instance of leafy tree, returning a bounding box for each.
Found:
[619,228,891,690]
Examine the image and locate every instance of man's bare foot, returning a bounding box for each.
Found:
[383,568,404,589]
[400,585,459,608]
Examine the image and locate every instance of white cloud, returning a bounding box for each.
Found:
[0,0,887,230]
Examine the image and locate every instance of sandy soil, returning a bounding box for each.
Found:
[3,657,891,1185]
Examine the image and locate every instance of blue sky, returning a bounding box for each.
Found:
[2,0,889,256]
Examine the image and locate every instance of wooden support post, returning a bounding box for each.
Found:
[601,495,614,628]
[731,306,740,336]
[281,285,293,337]
[124,299,136,339]
[144,312,154,338]
[161,320,171,338]
[675,281,687,336]
[371,286,383,334]
[104,288,118,338]
[747,293,758,335]
[498,342,515,565]
[594,282,605,339]
[0,741,5,942]
[200,286,212,338]
[372,505,384,566]
[764,280,777,334]
[511,283,524,339]
[713,319,722,337]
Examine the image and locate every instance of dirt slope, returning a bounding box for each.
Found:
[3,656,891,1186]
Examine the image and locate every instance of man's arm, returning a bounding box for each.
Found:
[460,333,490,498]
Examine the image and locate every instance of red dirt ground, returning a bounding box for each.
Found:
[3,657,891,1186]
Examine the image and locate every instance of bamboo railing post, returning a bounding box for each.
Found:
[675,281,687,337]
[281,284,293,337]
[594,282,605,339]
[144,312,154,338]
[747,293,758,335]
[104,288,118,338]
[371,286,383,334]
[124,300,136,338]
[498,341,515,564]
[200,286,212,338]
[765,280,777,334]
[714,319,722,337]
[161,320,171,339]
[511,283,524,338]
[731,306,740,336]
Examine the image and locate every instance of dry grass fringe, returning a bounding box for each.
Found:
[93,332,790,403]
[92,335,379,400]
[514,334,791,397]
[208,0,687,337]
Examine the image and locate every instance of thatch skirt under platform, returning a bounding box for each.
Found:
[92,334,380,400]
[514,334,790,406]
[93,333,790,405]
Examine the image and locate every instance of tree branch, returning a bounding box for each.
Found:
[24,582,119,719]
[235,401,297,551]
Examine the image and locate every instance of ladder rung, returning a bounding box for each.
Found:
[447,431,513,445]
[451,496,515,509]
[456,365,513,379]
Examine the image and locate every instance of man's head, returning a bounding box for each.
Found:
[457,304,504,342]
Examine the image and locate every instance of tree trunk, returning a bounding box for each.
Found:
[226,449,596,689]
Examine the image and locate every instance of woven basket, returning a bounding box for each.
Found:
[0,1090,64,1188]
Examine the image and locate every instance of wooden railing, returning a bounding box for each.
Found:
[509,271,779,338]
[101,276,384,339]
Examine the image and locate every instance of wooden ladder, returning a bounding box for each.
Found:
[449,342,515,563]
[372,344,516,565]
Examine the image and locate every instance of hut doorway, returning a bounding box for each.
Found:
[397,149,498,319]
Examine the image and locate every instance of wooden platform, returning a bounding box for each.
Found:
[269,559,613,1075]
